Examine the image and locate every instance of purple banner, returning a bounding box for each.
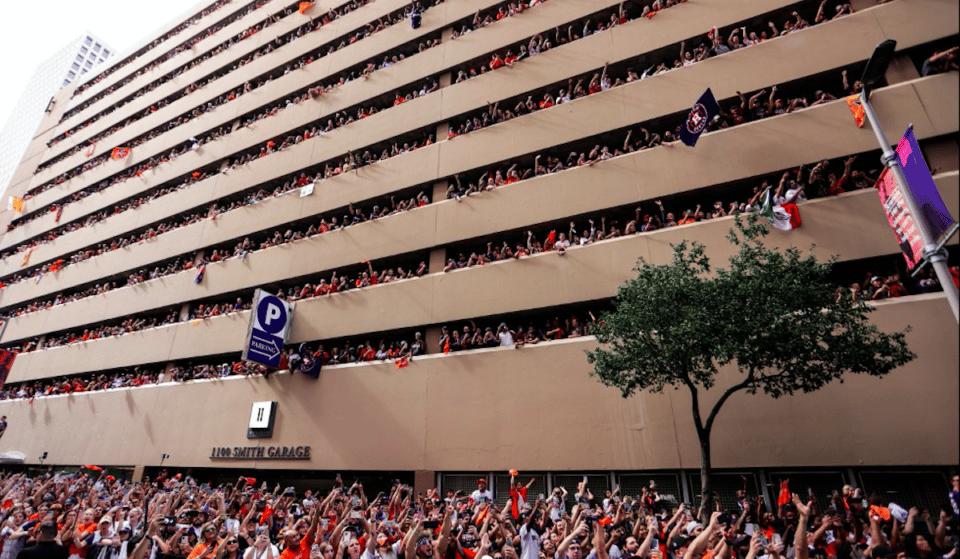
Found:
[896,126,957,243]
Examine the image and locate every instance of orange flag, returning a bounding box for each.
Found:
[111,147,131,160]
[846,95,865,128]
[870,505,891,521]
[298,2,314,14]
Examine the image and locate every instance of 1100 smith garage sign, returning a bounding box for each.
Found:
[210,446,311,460]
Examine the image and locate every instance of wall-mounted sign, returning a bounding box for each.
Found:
[242,290,295,368]
[248,401,277,439]
[210,446,311,460]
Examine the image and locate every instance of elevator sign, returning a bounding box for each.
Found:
[242,289,295,368]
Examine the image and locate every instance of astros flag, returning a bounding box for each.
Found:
[680,88,720,147]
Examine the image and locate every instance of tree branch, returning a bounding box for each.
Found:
[704,367,756,435]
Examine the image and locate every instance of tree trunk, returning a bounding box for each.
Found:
[699,435,714,524]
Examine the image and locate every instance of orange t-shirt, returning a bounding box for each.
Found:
[69,523,96,557]
[188,540,222,559]
[279,534,314,559]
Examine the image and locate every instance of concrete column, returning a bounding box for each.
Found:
[884,54,920,85]
[414,470,436,495]
[424,325,443,354]
[179,303,192,322]
[132,464,145,482]
[428,246,446,274]
[922,137,960,175]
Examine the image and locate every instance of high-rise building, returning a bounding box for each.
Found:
[0,33,114,201]
[0,0,956,502]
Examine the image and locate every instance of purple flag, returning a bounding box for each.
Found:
[896,126,957,243]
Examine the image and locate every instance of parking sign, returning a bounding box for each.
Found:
[242,290,295,368]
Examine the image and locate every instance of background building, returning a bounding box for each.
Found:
[0,33,113,201]
[0,0,956,506]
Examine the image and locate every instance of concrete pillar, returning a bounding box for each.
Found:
[424,325,443,354]
[432,179,449,203]
[180,303,192,322]
[414,470,436,495]
[884,54,920,85]
[921,137,960,175]
[132,464,145,482]
[428,246,446,274]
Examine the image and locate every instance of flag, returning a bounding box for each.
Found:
[777,480,790,506]
[7,196,23,213]
[845,95,864,128]
[870,505,891,521]
[394,356,409,369]
[300,355,322,378]
[244,477,257,485]
[85,142,96,157]
[84,465,104,472]
[895,125,957,243]
[680,88,720,147]
[759,190,802,231]
[875,168,923,269]
[298,1,313,13]
[111,147,131,160]
[20,248,32,266]
[0,349,16,391]
[194,264,206,284]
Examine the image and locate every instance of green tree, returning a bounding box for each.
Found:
[586,216,915,518]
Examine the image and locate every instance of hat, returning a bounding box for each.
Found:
[871,276,881,283]
[684,521,702,534]
[376,534,389,547]
[119,525,132,533]
[477,478,487,485]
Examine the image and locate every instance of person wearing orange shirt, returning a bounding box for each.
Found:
[278,501,320,559]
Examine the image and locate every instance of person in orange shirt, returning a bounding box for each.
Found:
[278,501,320,559]
[67,509,97,559]
[188,523,223,559]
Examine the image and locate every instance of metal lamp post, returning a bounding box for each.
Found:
[858,40,959,323]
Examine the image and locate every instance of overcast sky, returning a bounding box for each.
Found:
[0,0,206,131]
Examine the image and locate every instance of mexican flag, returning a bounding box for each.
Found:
[759,190,802,231]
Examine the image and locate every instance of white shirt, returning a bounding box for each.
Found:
[471,488,494,509]
[519,525,540,559]
[498,331,515,346]
[244,545,280,559]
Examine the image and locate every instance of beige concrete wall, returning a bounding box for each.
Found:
[1,74,956,310]
[0,294,954,471]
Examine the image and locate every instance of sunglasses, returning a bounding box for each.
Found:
[227,541,238,545]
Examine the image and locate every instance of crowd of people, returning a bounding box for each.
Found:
[0,138,926,347]
[3,20,887,296]
[0,468,957,559]
[67,0,244,101]
[29,0,400,200]
[39,0,428,176]
[4,0,904,276]
[0,306,612,400]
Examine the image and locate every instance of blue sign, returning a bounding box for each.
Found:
[256,295,288,334]
[243,290,294,368]
[248,330,284,368]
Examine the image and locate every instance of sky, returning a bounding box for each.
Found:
[0,0,206,132]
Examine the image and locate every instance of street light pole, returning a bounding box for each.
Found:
[859,101,960,323]
[858,40,959,323]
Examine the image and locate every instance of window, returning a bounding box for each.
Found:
[81,68,87,74]
[84,61,92,68]
[93,43,101,52]
[102,49,110,56]
[80,47,87,55]
[84,37,92,45]
[71,62,79,70]
[68,71,76,78]
[76,54,83,62]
